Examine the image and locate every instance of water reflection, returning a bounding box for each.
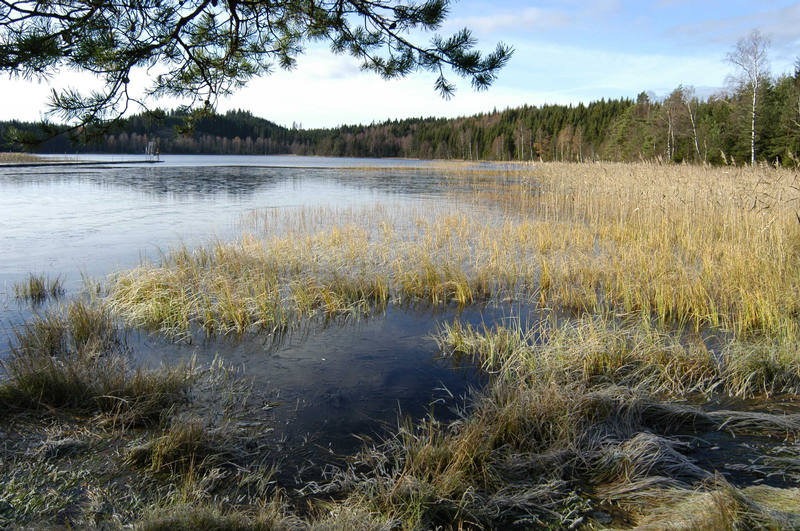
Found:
[0,163,454,199]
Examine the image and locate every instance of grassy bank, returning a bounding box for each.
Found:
[3,161,800,528]
[0,300,193,424]
[0,152,42,163]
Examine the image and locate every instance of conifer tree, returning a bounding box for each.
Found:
[1,0,512,127]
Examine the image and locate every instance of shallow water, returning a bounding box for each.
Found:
[0,154,513,474]
[132,302,531,481]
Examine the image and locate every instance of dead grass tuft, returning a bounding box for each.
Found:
[0,301,193,425]
[126,418,232,475]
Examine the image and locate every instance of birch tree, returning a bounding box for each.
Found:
[726,30,771,166]
[793,58,800,133]
[678,85,703,162]
[662,89,684,161]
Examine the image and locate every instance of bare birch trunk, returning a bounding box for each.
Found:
[666,110,673,160]
[751,81,758,166]
[686,101,701,161]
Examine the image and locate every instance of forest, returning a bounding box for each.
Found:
[2,63,799,166]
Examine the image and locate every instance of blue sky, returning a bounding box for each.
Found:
[2,0,799,128]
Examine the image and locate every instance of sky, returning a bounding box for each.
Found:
[2,0,800,128]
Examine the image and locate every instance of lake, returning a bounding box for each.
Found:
[0,154,513,476]
[0,155,460,291]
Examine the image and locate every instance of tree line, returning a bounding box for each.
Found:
[3,45,799,166]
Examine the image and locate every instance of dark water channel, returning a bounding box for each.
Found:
[133,303,521,483]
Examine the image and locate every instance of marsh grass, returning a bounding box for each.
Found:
[7,161,800,528]
[13,273,64,304]
[126,418,238,475]
[489,162,800,340]
[137,495,397,531]
[634,480,800,530]
[136,498,305,531]
[0,152,42,163]
[5,372,797,529]
[437,315,800,399]
[0,354,287,529]
[396,309,800,526]
[0,300,194,425]
[108,214,485,339]
[109,162,800,346]
[0,454,97,526]
[306,374,800,529]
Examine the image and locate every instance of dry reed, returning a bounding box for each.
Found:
[0,152,42,163]
[109,162,800,345]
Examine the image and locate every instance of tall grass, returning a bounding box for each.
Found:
[0,300,194,424]
[0,152,42,163]
[109,162,800,344]
[311,375,800,528]
[108,212,483,338]
[481,162,800,339]
[13,273,64,304]
[437,315,800,399]
[126,418,233,475]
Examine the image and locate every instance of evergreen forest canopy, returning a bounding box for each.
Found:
[4,59,800,167]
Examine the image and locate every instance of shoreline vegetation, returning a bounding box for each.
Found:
[2,58,799,166]
[0,152,43,163]
[2,161,800,528]
[13,273,64,305]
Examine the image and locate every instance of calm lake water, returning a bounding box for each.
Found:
[0,154,457,291]
[1,154,514,472]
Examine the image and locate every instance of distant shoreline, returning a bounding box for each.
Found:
[0,159,163,168]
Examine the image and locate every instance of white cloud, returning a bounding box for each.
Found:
[450,7,572,33]
[218,58,542,128]
[0,66,187,123]
[216,41,734,128]
[669,3,800,49]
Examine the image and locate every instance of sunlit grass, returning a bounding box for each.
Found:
[110,162,800,345]
[126,418,232,475]
[437,315,800,399]
[0,152,42,163]
[310,373,800,528]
